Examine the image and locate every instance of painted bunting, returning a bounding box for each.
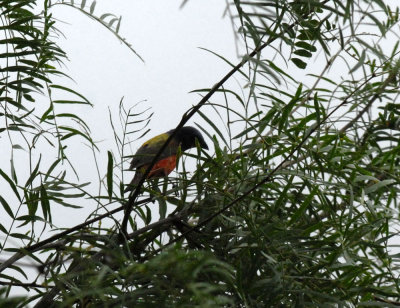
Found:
[124,126,208,192]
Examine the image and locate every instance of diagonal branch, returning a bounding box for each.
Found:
[153,61,400,253]
[21,2,330,304]
[120,1,329,234]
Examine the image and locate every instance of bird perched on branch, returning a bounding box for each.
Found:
[124,126,208,192]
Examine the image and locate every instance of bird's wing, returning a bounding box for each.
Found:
[128,132,180,170]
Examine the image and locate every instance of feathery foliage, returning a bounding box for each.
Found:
[1,0,400,307]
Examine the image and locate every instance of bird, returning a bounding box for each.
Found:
[124,126,208,192]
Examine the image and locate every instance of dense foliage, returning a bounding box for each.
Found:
[1,0,400,307]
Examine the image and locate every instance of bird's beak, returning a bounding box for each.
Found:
[196,138,208,150]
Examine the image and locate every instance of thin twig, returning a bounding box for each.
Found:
[0,281,54,289]
[120,0,328,235]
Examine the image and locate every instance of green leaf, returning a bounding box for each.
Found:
[349,49,366,73]
[291,58,307,69]
[50,84,93,106]
[12,144,24,150]
[40,102,54,122]
[89,0,96,14]
[10,233,31,240]
[44,159,61,181]
[198,47,248,79]
[295,41,317,52]
[25,156,41,188]
[278,83,303,133]
[0,195,14,219]
[289,186,318,225]
[197,110,228,148]
[53,100,91,105]
[116,16,122,33]
[0,169,21,201]
[107,151,113,201]
[293,49,312,58]
[158,196,167,220]
[365,179,396,194]
[313,93,321,125]
[364,11,386,35]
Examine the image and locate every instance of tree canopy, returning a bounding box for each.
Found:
[1,0,400,307]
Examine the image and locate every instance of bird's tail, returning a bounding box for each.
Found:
[123,172,142,193]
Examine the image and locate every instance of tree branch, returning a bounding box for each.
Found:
[119,3,306,234]
[153,60,400,253]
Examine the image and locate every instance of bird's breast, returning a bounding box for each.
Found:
[147,155,177,178]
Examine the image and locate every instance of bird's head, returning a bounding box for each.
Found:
[173,126,208,151]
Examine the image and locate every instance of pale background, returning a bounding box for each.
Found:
[2,0,400,299]
[45,0,238,226]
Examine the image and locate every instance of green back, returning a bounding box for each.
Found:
[129,132,180,170]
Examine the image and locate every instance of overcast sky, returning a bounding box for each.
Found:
[33,1,239,227]
[53,0,236,133]
[3,0,400,299]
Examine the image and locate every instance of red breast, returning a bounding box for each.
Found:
[147,155,177,179]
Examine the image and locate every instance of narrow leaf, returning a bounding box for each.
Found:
[291,58,307,69]
[107,151,113,201]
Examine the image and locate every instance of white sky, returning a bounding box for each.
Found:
[54,0,236,134]
[44,0,239,225]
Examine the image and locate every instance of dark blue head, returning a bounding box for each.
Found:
[171,126,208,151]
